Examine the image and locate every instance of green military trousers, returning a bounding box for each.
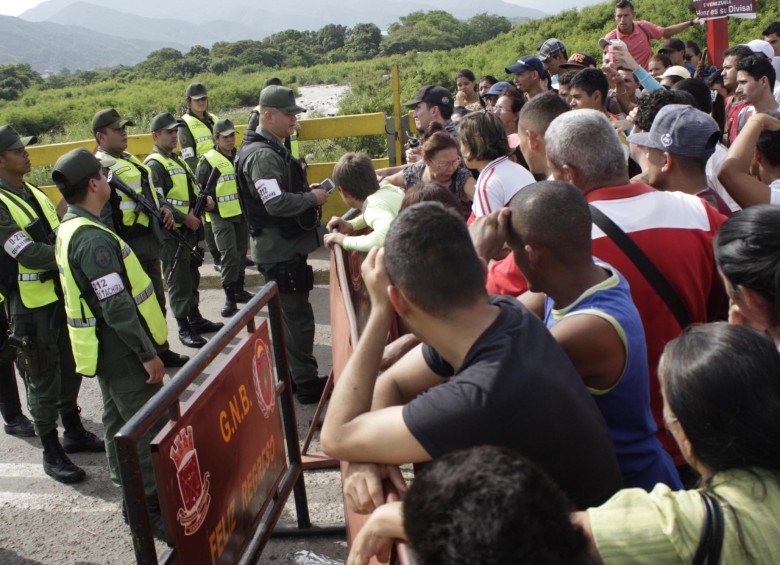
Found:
[97,350,165,497]
[211,214,248,287]
[11,304,81,437]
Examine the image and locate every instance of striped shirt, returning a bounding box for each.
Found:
[472,156,534,217]
[589,467,780,563]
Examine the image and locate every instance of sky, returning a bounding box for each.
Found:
[0,0,605,17]
[0,0,43,16]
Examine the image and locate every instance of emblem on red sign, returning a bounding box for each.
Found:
[252,338,276,419]
[170,426,211,535]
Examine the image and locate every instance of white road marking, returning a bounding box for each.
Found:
[0,492,119,512]
[0,463,107,479]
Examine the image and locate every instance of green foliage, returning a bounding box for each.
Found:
[0,64,43,101]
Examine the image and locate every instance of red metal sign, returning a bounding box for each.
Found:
[151,320,286,564]
[694,0,756,20]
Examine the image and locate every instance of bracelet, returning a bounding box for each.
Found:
[689,18,695,25]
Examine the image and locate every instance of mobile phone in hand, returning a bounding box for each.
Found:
[320,178,336,193]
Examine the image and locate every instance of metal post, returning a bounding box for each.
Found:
[267,290,312,529]
[707,18,729,68]
[391,65,403,166]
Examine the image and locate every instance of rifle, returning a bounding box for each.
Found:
[106,170,204,270]
[165,165,220,284]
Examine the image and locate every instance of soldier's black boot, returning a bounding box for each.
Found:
[234,273,254,303]
[221,284,238,318]
[159,349,189,368]
[177,318,207,348]
[187,307,224,334]
[41,429,86,484]
[62,407,105,453]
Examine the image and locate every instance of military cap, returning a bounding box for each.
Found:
[52,148,114,187]
[150,112,185,133]
[259,85,306,114]
[92,109,135,133]
[213,119,236,136]
[0,126,37,153]
[186,82,208,100]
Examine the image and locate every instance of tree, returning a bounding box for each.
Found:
[344,23,382,61]
[0,64,43,101]
[467,13,512,45]
[316,24,347,52]
[382,11,468,55]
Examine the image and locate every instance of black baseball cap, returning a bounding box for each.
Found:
[659,38,686,53]
[404,85,454,109]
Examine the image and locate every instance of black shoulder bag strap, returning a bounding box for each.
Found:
[589,204,690,329]
[693,491,724,565]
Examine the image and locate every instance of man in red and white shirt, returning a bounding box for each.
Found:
[606,0,698,71]
[479,110,727,469]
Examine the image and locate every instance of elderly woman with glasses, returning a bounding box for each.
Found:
[382,123,475,219]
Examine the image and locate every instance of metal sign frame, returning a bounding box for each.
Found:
[115,282,340,564]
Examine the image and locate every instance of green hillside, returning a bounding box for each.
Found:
[1,0,778,146]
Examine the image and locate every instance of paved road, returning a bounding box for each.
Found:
[0,250,348,564]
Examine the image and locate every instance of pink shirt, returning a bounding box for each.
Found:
[606,20,665,70]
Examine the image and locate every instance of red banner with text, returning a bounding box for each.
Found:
[694,0,756,20]
[151,320,286,565]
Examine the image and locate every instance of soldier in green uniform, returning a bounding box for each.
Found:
[92,108,189,368]
[236,86,329,404]
[196,119,253,317]
[179,82,221,271]
[52,147,168,540]
[0,126,103,484]
[144,113,222,348]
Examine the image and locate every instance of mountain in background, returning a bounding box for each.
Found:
[41,2,270,46]
[0,15,187,74]
[21,0,546,38]
[6,0,546,72]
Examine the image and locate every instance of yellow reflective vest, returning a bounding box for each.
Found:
[202,149,241,219]
[0,183,60,309]
[96,150,161,229]
[144,152,194,227]
[181,113,217,161]
[55,216,167,377]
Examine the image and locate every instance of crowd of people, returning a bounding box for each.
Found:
[320,2,780,563]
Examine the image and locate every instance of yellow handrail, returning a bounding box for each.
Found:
[27,111,393,219]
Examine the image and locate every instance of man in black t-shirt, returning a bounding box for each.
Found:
[320,202,622,512]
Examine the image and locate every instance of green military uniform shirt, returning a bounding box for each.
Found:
[145,146,192,226]
[62,205,157,364]
[179,111,217,171]
[0,177,57,316]
[240,127,322,264]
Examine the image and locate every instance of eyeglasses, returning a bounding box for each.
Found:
[494,105,510,113]
[432,157,461,169]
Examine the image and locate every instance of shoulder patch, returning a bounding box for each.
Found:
[90,272,125,301]
[0,207,11,225]
[94,245,113,268]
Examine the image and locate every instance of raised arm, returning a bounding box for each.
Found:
[320,247,431,464]
[719,113,780,207]
[663,17,698,38]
